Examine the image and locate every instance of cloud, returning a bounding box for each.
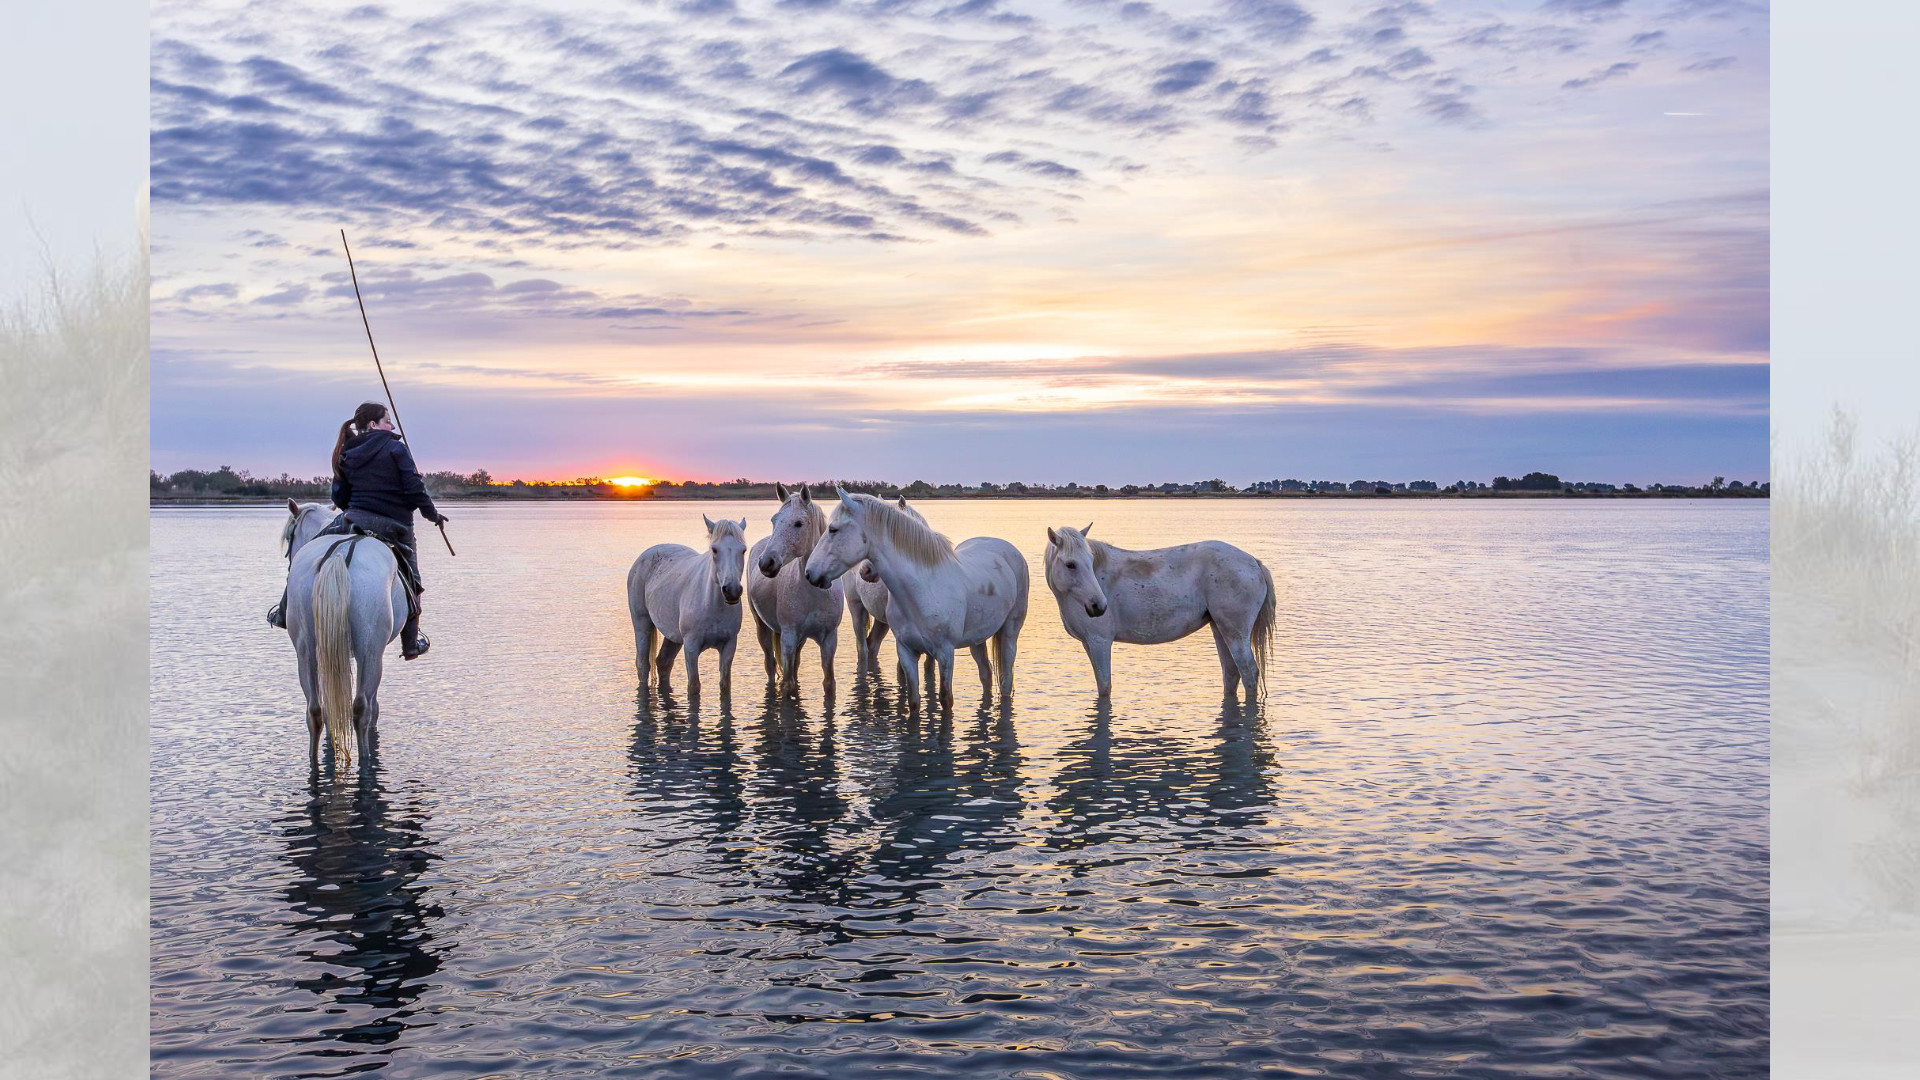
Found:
[1220,0,1315,42]
[1683,56,1737,72]
[1151,59,1219,95]
[1540,0,1628,22]
[779,48,938,114]
[1563,61,1638,89]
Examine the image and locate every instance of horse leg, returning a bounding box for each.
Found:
[1209,624,1238,700]
[818,628,838,697]
[1084,636,1113,698]
[847,597,871,672]
[753,609,777,684]
[718,634,736,705]
[937,648,956,715]
[896,639,922,714]
[683,639,703,699]
[632,609,657,691]
[1226,626,1260,703]
[993,614,1024,699]
[779,629,802,697]
[355,647,385,761]
[867,620,890,667]
[969,643,993,699]
[297,644,323,765]
[656,637,683,693]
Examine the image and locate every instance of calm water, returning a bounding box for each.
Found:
[151,499,1768,1078]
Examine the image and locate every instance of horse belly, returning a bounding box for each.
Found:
[1108,577,1209,645]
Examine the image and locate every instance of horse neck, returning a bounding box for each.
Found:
[862,534,949,622]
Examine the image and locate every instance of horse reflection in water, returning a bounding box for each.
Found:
[278,749,445,1056]
[627,685,1025,907]
[1045,701,1279,859]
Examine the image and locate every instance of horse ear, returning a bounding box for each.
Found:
[776,481,789,501]
[1047,526,1060,547]
[1083,522,1093,537]
[836,485,857,512]
[702,513,716,532]
[799,485,812,504]
[896,496,908,509]
[288,498,300,515]
[738,517,748,531]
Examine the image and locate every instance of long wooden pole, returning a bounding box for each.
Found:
[341,229,456,557]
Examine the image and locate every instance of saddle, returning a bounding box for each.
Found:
[316,510,423,615]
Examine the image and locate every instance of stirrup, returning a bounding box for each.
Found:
[266,603,286,629]
[403,633,431,660]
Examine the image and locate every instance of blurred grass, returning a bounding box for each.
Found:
[0,226,148,1078]
[1776,406,1920,919]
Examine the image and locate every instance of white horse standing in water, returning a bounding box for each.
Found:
[844,495,925,671]
[804,489,1028,714]
[283,510,410,767]
[748,483,842,696]
[1043,524,1276,701]
[628,515,748,700]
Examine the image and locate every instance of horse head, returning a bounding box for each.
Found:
[762,483,824,579]
[805,486,872,588]
[1046,523,1108,618]
[282,499,331,558]
[702,514,748,604]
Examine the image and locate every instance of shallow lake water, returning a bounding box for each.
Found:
[151,499,1768,1078]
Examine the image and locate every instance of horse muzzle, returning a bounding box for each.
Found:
[1086,601,1108,618]
[721,583,743,604]
[758,557,780,578]
[859,564,881,583]
[805,570,829,589]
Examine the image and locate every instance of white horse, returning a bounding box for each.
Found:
[748,483,842,696]
[804,488,1028,714]
[286,522,409,768]
[844,495,924,670]
[628,515,748,701]
[1043,524,1276,701]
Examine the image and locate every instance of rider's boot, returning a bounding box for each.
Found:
[267,586,288,629]
[401,598,430,660]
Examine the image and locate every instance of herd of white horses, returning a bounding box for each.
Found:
[278,484,1276,766]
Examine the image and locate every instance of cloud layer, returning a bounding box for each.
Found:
[151,0,1769,481]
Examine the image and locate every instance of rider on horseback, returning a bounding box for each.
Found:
[268,402,447,659]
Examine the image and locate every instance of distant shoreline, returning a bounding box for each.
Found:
[151,488,1767,506]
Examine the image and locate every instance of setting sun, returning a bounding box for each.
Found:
[606,476,654,488]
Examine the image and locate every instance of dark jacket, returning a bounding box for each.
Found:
[331,429,443,527]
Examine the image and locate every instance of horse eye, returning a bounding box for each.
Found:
[792,520,802,527]
[1065,561,1077,570]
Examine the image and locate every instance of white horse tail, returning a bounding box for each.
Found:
[1252,559,1276,702]
[312,551,355,764]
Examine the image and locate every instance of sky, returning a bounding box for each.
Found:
[150,0,1768,486]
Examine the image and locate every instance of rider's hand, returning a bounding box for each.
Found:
[434,512,451,526]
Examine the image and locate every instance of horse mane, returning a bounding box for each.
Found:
[708,517,746,541]
[845,492,954,567]
[1088,537,1114,574]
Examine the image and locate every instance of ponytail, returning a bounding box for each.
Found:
[330,419,356,473]
[332,401,390,474]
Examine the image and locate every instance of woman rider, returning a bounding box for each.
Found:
[268,401,447,659]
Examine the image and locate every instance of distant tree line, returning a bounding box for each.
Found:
[150,466,1770,502]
